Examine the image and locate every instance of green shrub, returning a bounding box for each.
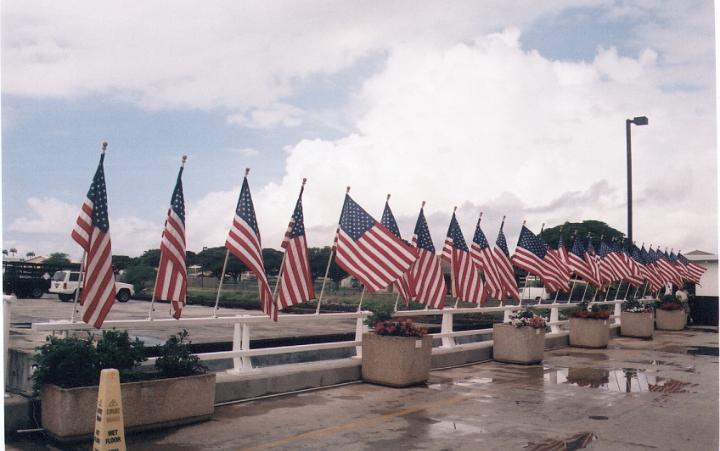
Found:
[154,330,206,378]
[96,330,147,380]
[33,334,99,392]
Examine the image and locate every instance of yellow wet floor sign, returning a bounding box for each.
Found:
[93,369,126,451]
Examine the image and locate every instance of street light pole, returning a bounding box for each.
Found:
[625,116,648,245]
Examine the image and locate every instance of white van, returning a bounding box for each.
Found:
[49,270,134,303]
[520,276,550,301]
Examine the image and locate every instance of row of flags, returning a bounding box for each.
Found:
[70,150,708,328]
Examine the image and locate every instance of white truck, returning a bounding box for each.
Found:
[520,276,551,301]
[49,270,134,303]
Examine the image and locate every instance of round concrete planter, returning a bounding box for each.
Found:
[361,333,432,387]
[620,311,654,338]
[655,309,686,331]
[40,373,215,442]
[492,323,545,364]
[569,317,610,348]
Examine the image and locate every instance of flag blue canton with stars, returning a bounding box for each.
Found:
[381,201,401,239]
[446,214,469,252]
[287,197,306,239]
[339,195,378,240]
[413,209,435,253]
[472,222,490,250]
[597,241,613,258]
[570,237,585,257]
[235,177,259,235]
[496,227,511,257]
[171,166,186,224]
[517,226,546,258]
[88,153,109,233]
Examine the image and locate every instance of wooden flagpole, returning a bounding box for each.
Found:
[316,186,351,314]
[356,287,366,312]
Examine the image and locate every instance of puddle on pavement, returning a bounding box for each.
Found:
[659,345,719,356]
[626,359,695,372]
[544,367,659,392]
[427,376,493,390]
[526,431,597,451]
[550,351,609,361]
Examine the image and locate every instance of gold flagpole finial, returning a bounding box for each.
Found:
[346,186,351,193]
[478,211,483,221]
[302,178,307,186]
[181,155,187,166]
[101,142,108,153]
[244,168,250,177]
[386,193,391,201]
[522,220,526,226]
[453,206,457,213]
[502,215,506,222]
[421,200,426,208]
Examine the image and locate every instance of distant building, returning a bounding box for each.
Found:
[24,255,48,264]
[685,250,718,297]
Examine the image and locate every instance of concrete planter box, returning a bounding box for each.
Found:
[492,323,545,364]
[361,333,432,387]
[656,309,686,331]
[569,317,610,348]
[621,311,654,338]
[41,373,215,442]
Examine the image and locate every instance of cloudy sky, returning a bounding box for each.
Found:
[2,0,717,259]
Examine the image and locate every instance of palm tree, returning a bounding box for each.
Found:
[9,248,17,257]
[26,251,36,259]
[2,250,8,256]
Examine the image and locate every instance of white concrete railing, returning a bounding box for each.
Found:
[28,297,651,374]
[4,295,15,389]
[32,312,370,375]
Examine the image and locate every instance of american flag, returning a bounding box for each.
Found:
[334,194,416,292]
[631,245,660,291]
[596,240,620,285]
[612,240,636,282]
[677,252,706,284]
[408,205,446,308]
[381,197,415,302]
[619,243,644,287]
[512,225,563,291]
[70,150,117,328]
[568,237,599,287]
[470,218,503,300]
[225,174,275,319]
[153,162,187,319]
[557,233,571,275]
[491,221,520,302]
[277,181,315,310]
[537,230,570,292]
[639,246,663,292]
[655,248,682,286]
[583,238,602,289]
[442,211,485,304]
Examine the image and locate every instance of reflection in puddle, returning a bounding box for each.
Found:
[544,367,658,392]
[659,345,719,356]
[427,376,493,390]
[427,420,487,437]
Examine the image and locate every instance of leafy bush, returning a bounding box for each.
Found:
[568,300,611,320]
[154,330,206,378]
[96,330,147,379]
[373,318,427,337]
[508,310,547,329]
[32,334,99,392]
[622,298,651,313]
[364,302,394,328]
[657,294,684,311]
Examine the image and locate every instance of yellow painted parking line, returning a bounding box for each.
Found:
[241,394,468,450]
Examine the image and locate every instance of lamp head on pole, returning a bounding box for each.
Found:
[630,116,649,126]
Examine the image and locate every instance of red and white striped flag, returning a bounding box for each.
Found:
[380,196,416,302]
[276,180,315,310]
[153,158,187,319]
[443,210,485,304]
[491,220,521,302]
[70,147,117,328]
[334,193,416,292]
[470,216,504,300]
[677,252,706,284]
[408,204,446,308]
[225,171,275,319]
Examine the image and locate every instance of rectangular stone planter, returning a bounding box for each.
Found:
[620,311,654,338]
[655,309,686,331]
[41,373,215,442]
[569,317,610,348]
[492,323,545,364]
[361,333,432,387]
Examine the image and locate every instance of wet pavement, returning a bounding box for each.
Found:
[7,296,359,353]
[6,329,718,450]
